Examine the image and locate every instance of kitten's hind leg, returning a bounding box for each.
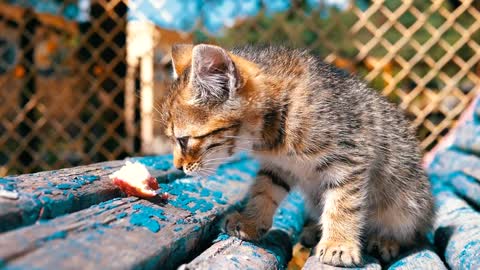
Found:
[224,168,290,241]
[365,201,432,262]
[366,235,400,262]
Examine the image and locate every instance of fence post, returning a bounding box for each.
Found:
[126,21,155,155]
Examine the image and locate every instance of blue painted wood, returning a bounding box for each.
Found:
[2,94,480,269]
[303,255,381,270]
[180,190,305,270]
[0,155,180,233]
[387,246,446,270]
[0,155,259,269]
[426,97,480,270]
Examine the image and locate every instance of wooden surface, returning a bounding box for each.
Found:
[426,97,480,270]
[0,155,180,233]
[0,155,260,269]
[180,191,305,270]
[2,98,480,269]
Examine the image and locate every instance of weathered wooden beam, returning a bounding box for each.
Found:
[386,247,446,270]
[426,99,480,270]
[302,255,381,270]
[429,176,480,270]
[179,190,305,270]
[0,155,180,233]
[0,156,259,269]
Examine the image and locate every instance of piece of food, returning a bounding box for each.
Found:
[109,161,159,198]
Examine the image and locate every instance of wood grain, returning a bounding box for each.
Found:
[0,156,259,269]
[0,155,180,233]
[179,191,305,270]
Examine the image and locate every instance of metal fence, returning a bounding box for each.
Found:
[1,0,479,175]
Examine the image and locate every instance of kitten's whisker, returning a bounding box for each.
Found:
[202,146,230,157]
[202,157,229,162]
[224,136,261,141]
[202,161,227,166]
[198,168,216,176]
[134,93,164,116]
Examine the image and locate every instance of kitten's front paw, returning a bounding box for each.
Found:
[315,240,362,267]
[367,236,400,262]
[223,211,268,241]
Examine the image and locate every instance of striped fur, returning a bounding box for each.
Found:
[162,44,434,267]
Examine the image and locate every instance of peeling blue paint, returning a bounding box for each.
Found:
[130,213,162,233]
[45,230,67,241]
[134,155,173,171]
[270,190,305,244]
[213,233,230,243]
[56,183,79,190]
[426,96,480,270]
[0,177,17,191]
[53,175,100,191]
[170,193,215,214]
[128,204,168,233]
[177,219,186,225]
[152,155,257,216]
[97,199,121,210]
[203,191,304,269]
[116,212,127,219]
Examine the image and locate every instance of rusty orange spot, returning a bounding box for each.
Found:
[93,65,103,75]
[47,41,57,53]
[14,66,25,78]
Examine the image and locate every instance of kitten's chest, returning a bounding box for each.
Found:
[260,155,318,181]
[258,154,351,189]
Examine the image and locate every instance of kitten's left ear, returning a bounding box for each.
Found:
[191,44,242,105]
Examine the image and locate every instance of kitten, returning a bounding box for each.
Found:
[162,44,434,267]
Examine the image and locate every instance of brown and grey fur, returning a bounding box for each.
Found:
[161,44,434,267]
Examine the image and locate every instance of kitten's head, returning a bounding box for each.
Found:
[162,44,258,176]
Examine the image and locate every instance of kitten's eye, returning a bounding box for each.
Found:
[177,137,189,150]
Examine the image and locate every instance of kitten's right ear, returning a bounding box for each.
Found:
[171,44,193,79]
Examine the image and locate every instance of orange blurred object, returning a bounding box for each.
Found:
[93,65,103,75]
[287,244,311,270]
[14,66,25,78]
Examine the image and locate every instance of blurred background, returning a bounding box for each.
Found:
[0,0,479,177]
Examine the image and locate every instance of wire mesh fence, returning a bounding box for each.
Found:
[0,0,479,175]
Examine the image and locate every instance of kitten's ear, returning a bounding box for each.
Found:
[191,44,242,105]
[171,44,193,78]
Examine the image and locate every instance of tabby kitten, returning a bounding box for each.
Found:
[162,44,434,267]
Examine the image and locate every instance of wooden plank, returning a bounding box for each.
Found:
[425,97,480,270]
[0,156,259,269]
[429,149,480,208]
[0,155,180,233]
[302,255,381,270]
[387,247,446,270]
[179,190,305,270]
[429,176,480,270]
[303,247,445,270]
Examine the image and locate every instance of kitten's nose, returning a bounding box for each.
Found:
[176,165,183,171]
